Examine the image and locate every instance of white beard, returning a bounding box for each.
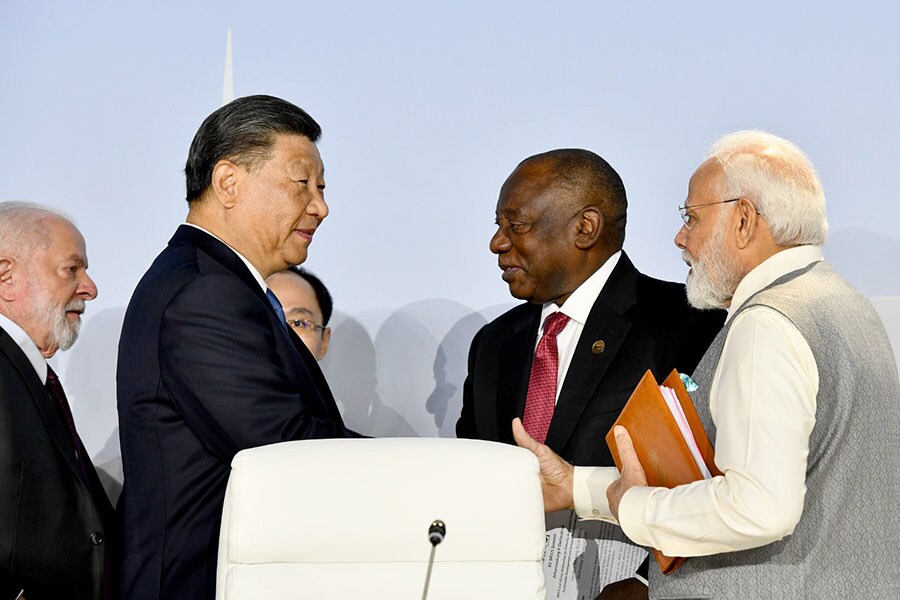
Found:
[29,295,84,351]
[683,221,743,310]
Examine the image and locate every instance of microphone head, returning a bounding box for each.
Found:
[428,519,446,546]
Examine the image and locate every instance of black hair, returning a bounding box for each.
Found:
[520,148,628,248]
[184,95,322,203]
[287,266,333,326]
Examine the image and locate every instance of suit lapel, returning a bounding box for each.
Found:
[0,329,85,484]
[544,253,639,451]
[171,226,346,424]
[170,225,268,304]
[492,307,540,442]
[285,327,345,423]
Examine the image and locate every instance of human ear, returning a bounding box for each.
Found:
[574,207,604,250]
[318,327,331,360]
[0,258,17,301]
[734,198,760,249]
[210,160,240,209]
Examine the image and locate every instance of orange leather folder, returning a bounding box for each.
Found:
[605,369,722,575]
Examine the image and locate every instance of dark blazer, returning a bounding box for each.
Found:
[0,327,118,600]
[457,252,725,466]
[117,226,357,600]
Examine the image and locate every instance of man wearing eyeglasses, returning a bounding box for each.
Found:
[515,131,900,599]
[457,148,724,598]
[266,266,332,360]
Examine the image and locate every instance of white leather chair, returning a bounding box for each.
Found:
[216,437,546,599]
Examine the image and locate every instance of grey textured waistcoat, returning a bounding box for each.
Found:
[650,260,900,599]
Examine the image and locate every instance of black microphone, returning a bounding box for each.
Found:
[428,520,446,546]
[422,519,446,600]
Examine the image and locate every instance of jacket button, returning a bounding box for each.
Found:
[90,532,104,545]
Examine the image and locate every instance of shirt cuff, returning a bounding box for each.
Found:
[573,466,620,521]
[617,484,657,548]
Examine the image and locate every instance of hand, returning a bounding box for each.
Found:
[512,418,575,512]
[606,426,648,520]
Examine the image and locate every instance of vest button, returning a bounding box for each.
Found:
[90,532,104,545]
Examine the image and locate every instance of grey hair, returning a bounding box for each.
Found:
[707,130,828,246]
[0,201,76,257]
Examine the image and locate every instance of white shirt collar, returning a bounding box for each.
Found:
[0,312,48,383]
[540,251,622,328]
[727,245,824,319]
[184,223,268,293]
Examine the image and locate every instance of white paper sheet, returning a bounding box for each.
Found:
[542,510,648,600]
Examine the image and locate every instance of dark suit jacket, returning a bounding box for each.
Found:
[457,252,725,466]
[0,327,118,600]
[117,226,357,600]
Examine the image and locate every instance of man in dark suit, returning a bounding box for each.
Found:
[0,202,119,600]
[117,96,358,600]
[456,149,723,598]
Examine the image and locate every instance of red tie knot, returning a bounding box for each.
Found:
[542,311,570,338]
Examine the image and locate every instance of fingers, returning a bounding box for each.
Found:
[613,425,648,488]
[613,425,640,471]
[512,417,539,452]
[512,418,576,512]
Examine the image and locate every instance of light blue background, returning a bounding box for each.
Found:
[2,2,898,495]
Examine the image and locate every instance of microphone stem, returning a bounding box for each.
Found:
[421,545,437,600]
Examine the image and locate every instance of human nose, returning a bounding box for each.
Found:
[307,189,329,221]
[489,227,510,254]
[674,225,688,250]
[79,272,98,301]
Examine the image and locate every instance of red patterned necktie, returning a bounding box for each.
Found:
[522,311,570,443]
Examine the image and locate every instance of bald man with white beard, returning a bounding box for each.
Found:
[514,131,900,599]
[0,202,119,600]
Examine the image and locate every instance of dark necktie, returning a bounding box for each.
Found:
[522,312,570,443]
[45,366,86,472]
[265,288,291,335]
[45,366,112,599]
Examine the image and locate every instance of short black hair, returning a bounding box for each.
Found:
[184,95,322,203]
[287,266,333,326]
[520,148,628,248]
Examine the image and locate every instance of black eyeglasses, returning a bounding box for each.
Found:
[286,318,326,333]
[677,198,741,229]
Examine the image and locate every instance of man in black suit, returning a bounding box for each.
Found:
[456,149,723,598]
[117,96,358,600]
[0,202,118,600]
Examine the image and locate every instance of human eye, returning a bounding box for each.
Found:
[508,221,531,234]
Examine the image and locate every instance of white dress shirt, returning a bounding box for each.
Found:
[574,246,822,557]
[539,251,621,401]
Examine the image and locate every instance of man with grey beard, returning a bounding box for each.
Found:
[0,202,119,600]
[513,131,900,598]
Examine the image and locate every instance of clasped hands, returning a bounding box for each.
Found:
[511,418,648,519]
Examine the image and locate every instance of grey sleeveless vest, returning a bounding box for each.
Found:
[650,260,900,599]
